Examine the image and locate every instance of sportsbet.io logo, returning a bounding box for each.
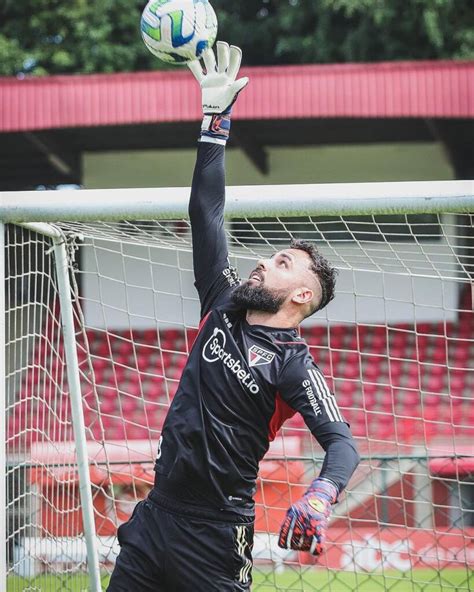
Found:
[202,328,259,394]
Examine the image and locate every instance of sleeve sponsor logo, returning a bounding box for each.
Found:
[222,266,240,287]
[307,369,344,422]
[202,327,259,394]
[223,312,233,329]
[302,379,322,416]
[156,435,163,460]
[248,345,275,368]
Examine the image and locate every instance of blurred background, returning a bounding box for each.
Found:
[2,0,474,75]
[0,0,473,191]
[1,2,473,591]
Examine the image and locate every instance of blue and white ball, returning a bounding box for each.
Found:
[141,0,218,65]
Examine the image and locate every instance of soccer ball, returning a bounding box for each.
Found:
[141,0,218,65]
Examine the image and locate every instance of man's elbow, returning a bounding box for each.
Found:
[188,191,202,221]
[341,438,360,475]
[351,441,361,472]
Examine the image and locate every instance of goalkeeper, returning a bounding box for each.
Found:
[108,42,360,592]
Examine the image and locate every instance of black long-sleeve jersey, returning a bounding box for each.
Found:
[153,141,360,518]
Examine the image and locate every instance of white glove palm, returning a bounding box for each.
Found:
[188,41,249,114]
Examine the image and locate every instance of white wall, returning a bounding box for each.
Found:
[81,141,458,330]
[81,223,460,331]
[83,143,453,189]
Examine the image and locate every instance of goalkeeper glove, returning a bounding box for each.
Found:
[278,478,338,556]
[188,41,249,143]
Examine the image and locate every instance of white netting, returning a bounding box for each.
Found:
[5,207,474,592]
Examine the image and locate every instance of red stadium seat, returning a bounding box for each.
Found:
[100,414,116,430]
[99,386,118,402]
[143,328,157,343]
[117,340,133,357]
[125,425,149,440]
[339,380,357,396]
[431,349,448,364]
[161,351,174,369]
[110,366,127,384]
[362,363,381,382]
[100,399,116,415]
[350,421,368,438]
[92,357,109,372]
[453,346,469,363]
[344,366,359,381]
[144,400,160,414]
[120,397,139,415]
[124,382,142,397]
[402,389,420,408]
[136,354,151,372]
[449,375,465,395]
[337,394,354,409]
[96,341,112,358]
[362,382,377,395]
[175,354,188,370]
[105,423,126,440]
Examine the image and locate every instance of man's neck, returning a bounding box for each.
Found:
[246,309,299,329]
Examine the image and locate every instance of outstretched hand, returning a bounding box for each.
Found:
[278,479,338,556]
[188,41,249,115]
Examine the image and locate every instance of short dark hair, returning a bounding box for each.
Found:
[289,238,338,315]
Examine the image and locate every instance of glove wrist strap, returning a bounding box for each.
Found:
[200,113,231,145]
[307,478,339,504]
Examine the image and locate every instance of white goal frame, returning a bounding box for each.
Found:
[1,180,473,222]
[1,179,473,592]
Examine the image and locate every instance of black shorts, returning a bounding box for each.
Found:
[107,492,254,592]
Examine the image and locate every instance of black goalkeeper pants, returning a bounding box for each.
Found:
[107,491,254,592]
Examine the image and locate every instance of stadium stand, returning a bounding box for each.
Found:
[9,311,473,448]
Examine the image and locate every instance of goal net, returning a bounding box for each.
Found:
[3,181,474,592]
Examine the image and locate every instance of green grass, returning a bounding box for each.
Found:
[253,568,474,591]
[7,569,474,592]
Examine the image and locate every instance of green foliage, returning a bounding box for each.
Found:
[213,0,474,65]
[0,0,472,76]
[0,0,156,76]
[0,34,28,76]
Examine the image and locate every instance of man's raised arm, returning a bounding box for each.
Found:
[187,43,249,318]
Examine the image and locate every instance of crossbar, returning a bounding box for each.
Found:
[0,180,473,222]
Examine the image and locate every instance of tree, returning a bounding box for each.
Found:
[0,0,154,76]
[214,0,474,65]
[0,0,472,76]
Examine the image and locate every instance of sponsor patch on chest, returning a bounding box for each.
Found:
[248,344,275,368]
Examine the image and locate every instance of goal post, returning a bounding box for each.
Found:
[0,180,473,222]
[2,180,474,592]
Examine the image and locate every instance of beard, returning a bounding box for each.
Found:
[231,281,288,314]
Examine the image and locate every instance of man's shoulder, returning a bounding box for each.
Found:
[275,334,313,373]
[248,325,313,371]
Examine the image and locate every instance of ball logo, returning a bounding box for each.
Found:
[202,328,260,394]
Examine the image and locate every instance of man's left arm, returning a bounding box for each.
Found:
[276,357,360,556]
[188,43,249,319]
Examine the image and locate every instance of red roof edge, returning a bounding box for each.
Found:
[0,60,472,132]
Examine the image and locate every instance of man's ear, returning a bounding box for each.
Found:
[291,287,314,305]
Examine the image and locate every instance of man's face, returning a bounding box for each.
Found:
[231,249,320,315]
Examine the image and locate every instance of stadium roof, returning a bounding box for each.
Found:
[0,60,472,132]
[0,60,473,188]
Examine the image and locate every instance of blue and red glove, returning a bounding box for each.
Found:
[278,478,338,556]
